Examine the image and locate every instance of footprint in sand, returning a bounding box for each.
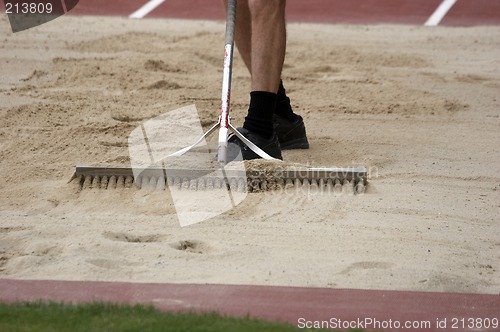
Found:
[170,240,210,254]
[340,261,394,275]
[102,231,166,243]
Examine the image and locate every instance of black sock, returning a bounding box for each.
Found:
[275,81,297,122]
[243,91,276,139]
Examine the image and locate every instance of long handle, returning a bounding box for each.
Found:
[217,0,237,165]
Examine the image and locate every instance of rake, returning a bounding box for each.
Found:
[73,0,367,194]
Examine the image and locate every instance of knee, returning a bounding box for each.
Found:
[248,0,286,19]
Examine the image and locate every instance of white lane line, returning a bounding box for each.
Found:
[129,0,166,19]
[425,0,458,26]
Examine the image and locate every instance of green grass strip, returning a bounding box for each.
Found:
[0,301,344,332]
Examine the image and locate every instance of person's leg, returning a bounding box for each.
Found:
[245,0,308,150]
[238,0,286,142]
[222,1,275,136]
[248,0,286,93]
[276,80,295,121]
[221,0,307,159]
[222,0,297,121]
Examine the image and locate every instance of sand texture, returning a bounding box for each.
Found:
[0,15,499,294]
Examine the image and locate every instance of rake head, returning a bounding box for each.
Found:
[72,164,367,194]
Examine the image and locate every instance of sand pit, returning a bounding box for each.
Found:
[0,15,499,294]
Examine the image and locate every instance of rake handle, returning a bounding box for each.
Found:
[218,0,237,164]
[225,0,237,45]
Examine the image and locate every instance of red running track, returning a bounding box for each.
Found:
[1,279,499,331]
[68,0,500,26]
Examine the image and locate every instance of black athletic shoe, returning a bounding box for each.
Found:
[227,127,283,161]
[273,114,310,149]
